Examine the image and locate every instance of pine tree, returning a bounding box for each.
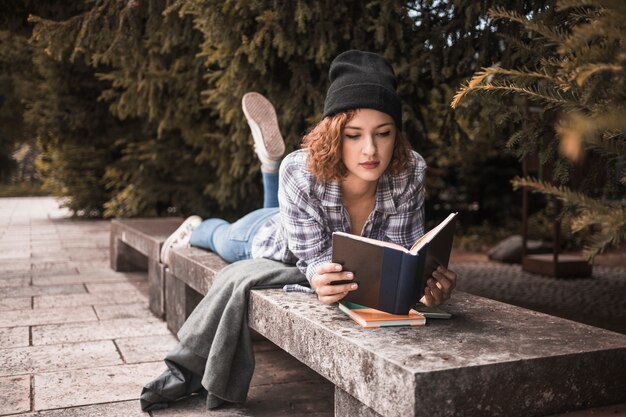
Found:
[28,0,222,217]
[27,0,553,230]
[0,2,36,182]
[452,0,626,257]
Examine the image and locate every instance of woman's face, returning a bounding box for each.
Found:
[341,108,396,185]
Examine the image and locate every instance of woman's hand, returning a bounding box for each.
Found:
[311,263,358,305]
[420,266,457,307]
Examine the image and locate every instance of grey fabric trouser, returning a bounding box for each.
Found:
[140,258,307,411]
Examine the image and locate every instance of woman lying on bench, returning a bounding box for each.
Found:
[160,50,457,308]
[142,50,458,412]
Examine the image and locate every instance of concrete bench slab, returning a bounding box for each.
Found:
[110,218,183,318]
[164,246,626,417]
[249,288,626,417]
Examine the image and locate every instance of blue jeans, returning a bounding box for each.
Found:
[189,170,279,263]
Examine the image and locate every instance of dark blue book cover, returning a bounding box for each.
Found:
[331,213,457,315]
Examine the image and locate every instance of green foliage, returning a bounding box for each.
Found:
[27,0,223,218]
[0,182,47,197]
[20,0,555,231]
[513,177,626,257]
[453,0,626,258]
[0,30,31,181]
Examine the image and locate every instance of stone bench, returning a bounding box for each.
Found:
[111,218,626,416]
[168,246,626,417]
[110,217,183,318]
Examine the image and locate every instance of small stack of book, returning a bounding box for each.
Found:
[339,301,452,328]
[339,302,426,328]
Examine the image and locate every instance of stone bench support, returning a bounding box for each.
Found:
[110,218,183,318]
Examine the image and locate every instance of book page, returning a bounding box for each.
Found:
[332,231,410,253]
[409,213,458,255]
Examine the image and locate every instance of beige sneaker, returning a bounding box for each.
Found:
[242,92,285,172]
[160,215,202,265]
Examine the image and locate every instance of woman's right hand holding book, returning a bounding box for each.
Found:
[311,263,358,305]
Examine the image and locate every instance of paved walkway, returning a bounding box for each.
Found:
[0,197,624,417]
[0,198,331,416]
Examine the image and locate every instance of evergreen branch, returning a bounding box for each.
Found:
[486,67,556,82]
[451,66,562,109]
[513,176,626,260]
[497,33,537,57]
[488,8,567,44]
[556,0,598,11]
[560,10,624,53]
[451,67,493,108]
[512,176,611,212]
[28,14,84,61]
[584,132,626,159]
[574,63,623,87]
[580,211,626,258]
[453,83,578,110]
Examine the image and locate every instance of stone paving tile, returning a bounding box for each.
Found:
[115,334,179,364]
[85,281,149,294]
[0,250,30,260]
[0,276,30,287]
[70,241,110,246]
[94,304,154,320]
[0,237,31,243]
[0,327,29,349]
[0,261,31,271]
[33,272,145,286]
[28,256,72,264]
[0,375,31,415]
[0,284,86,299]
[0,248,30,256]
[29,268,79,278]
[30,262,72,271]
[66,248,110,256]
[151,379,334,417]
[0,306,98,328]
[34,291,146,309]
[29,244,63,251]
[0,341,122,377]
[0,297,31,311]
[32,317,171,345]
[65,262,111,271]
[30,247,70,254]
[78,266,147,275]
[14,400,145,417]
[34,361,165,411]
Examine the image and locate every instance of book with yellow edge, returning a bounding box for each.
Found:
[332,212,458,315]
[338,301,425,328]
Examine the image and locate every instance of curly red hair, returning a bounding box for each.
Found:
[301,110,413,182]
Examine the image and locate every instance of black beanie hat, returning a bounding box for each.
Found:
[322,50,402,130]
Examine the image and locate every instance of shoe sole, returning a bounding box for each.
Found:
[242,92,285,159]
[160,216,201,263]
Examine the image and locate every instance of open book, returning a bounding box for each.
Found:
[331,212,457,315]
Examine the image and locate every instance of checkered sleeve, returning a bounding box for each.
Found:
[383,151,426,247]
[278,154,333,281]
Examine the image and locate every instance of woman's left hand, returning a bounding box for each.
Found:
[419,266,457,307]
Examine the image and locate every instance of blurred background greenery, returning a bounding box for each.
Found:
[0,0,623,257]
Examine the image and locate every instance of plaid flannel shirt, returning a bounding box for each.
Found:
[251,149,426,281]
